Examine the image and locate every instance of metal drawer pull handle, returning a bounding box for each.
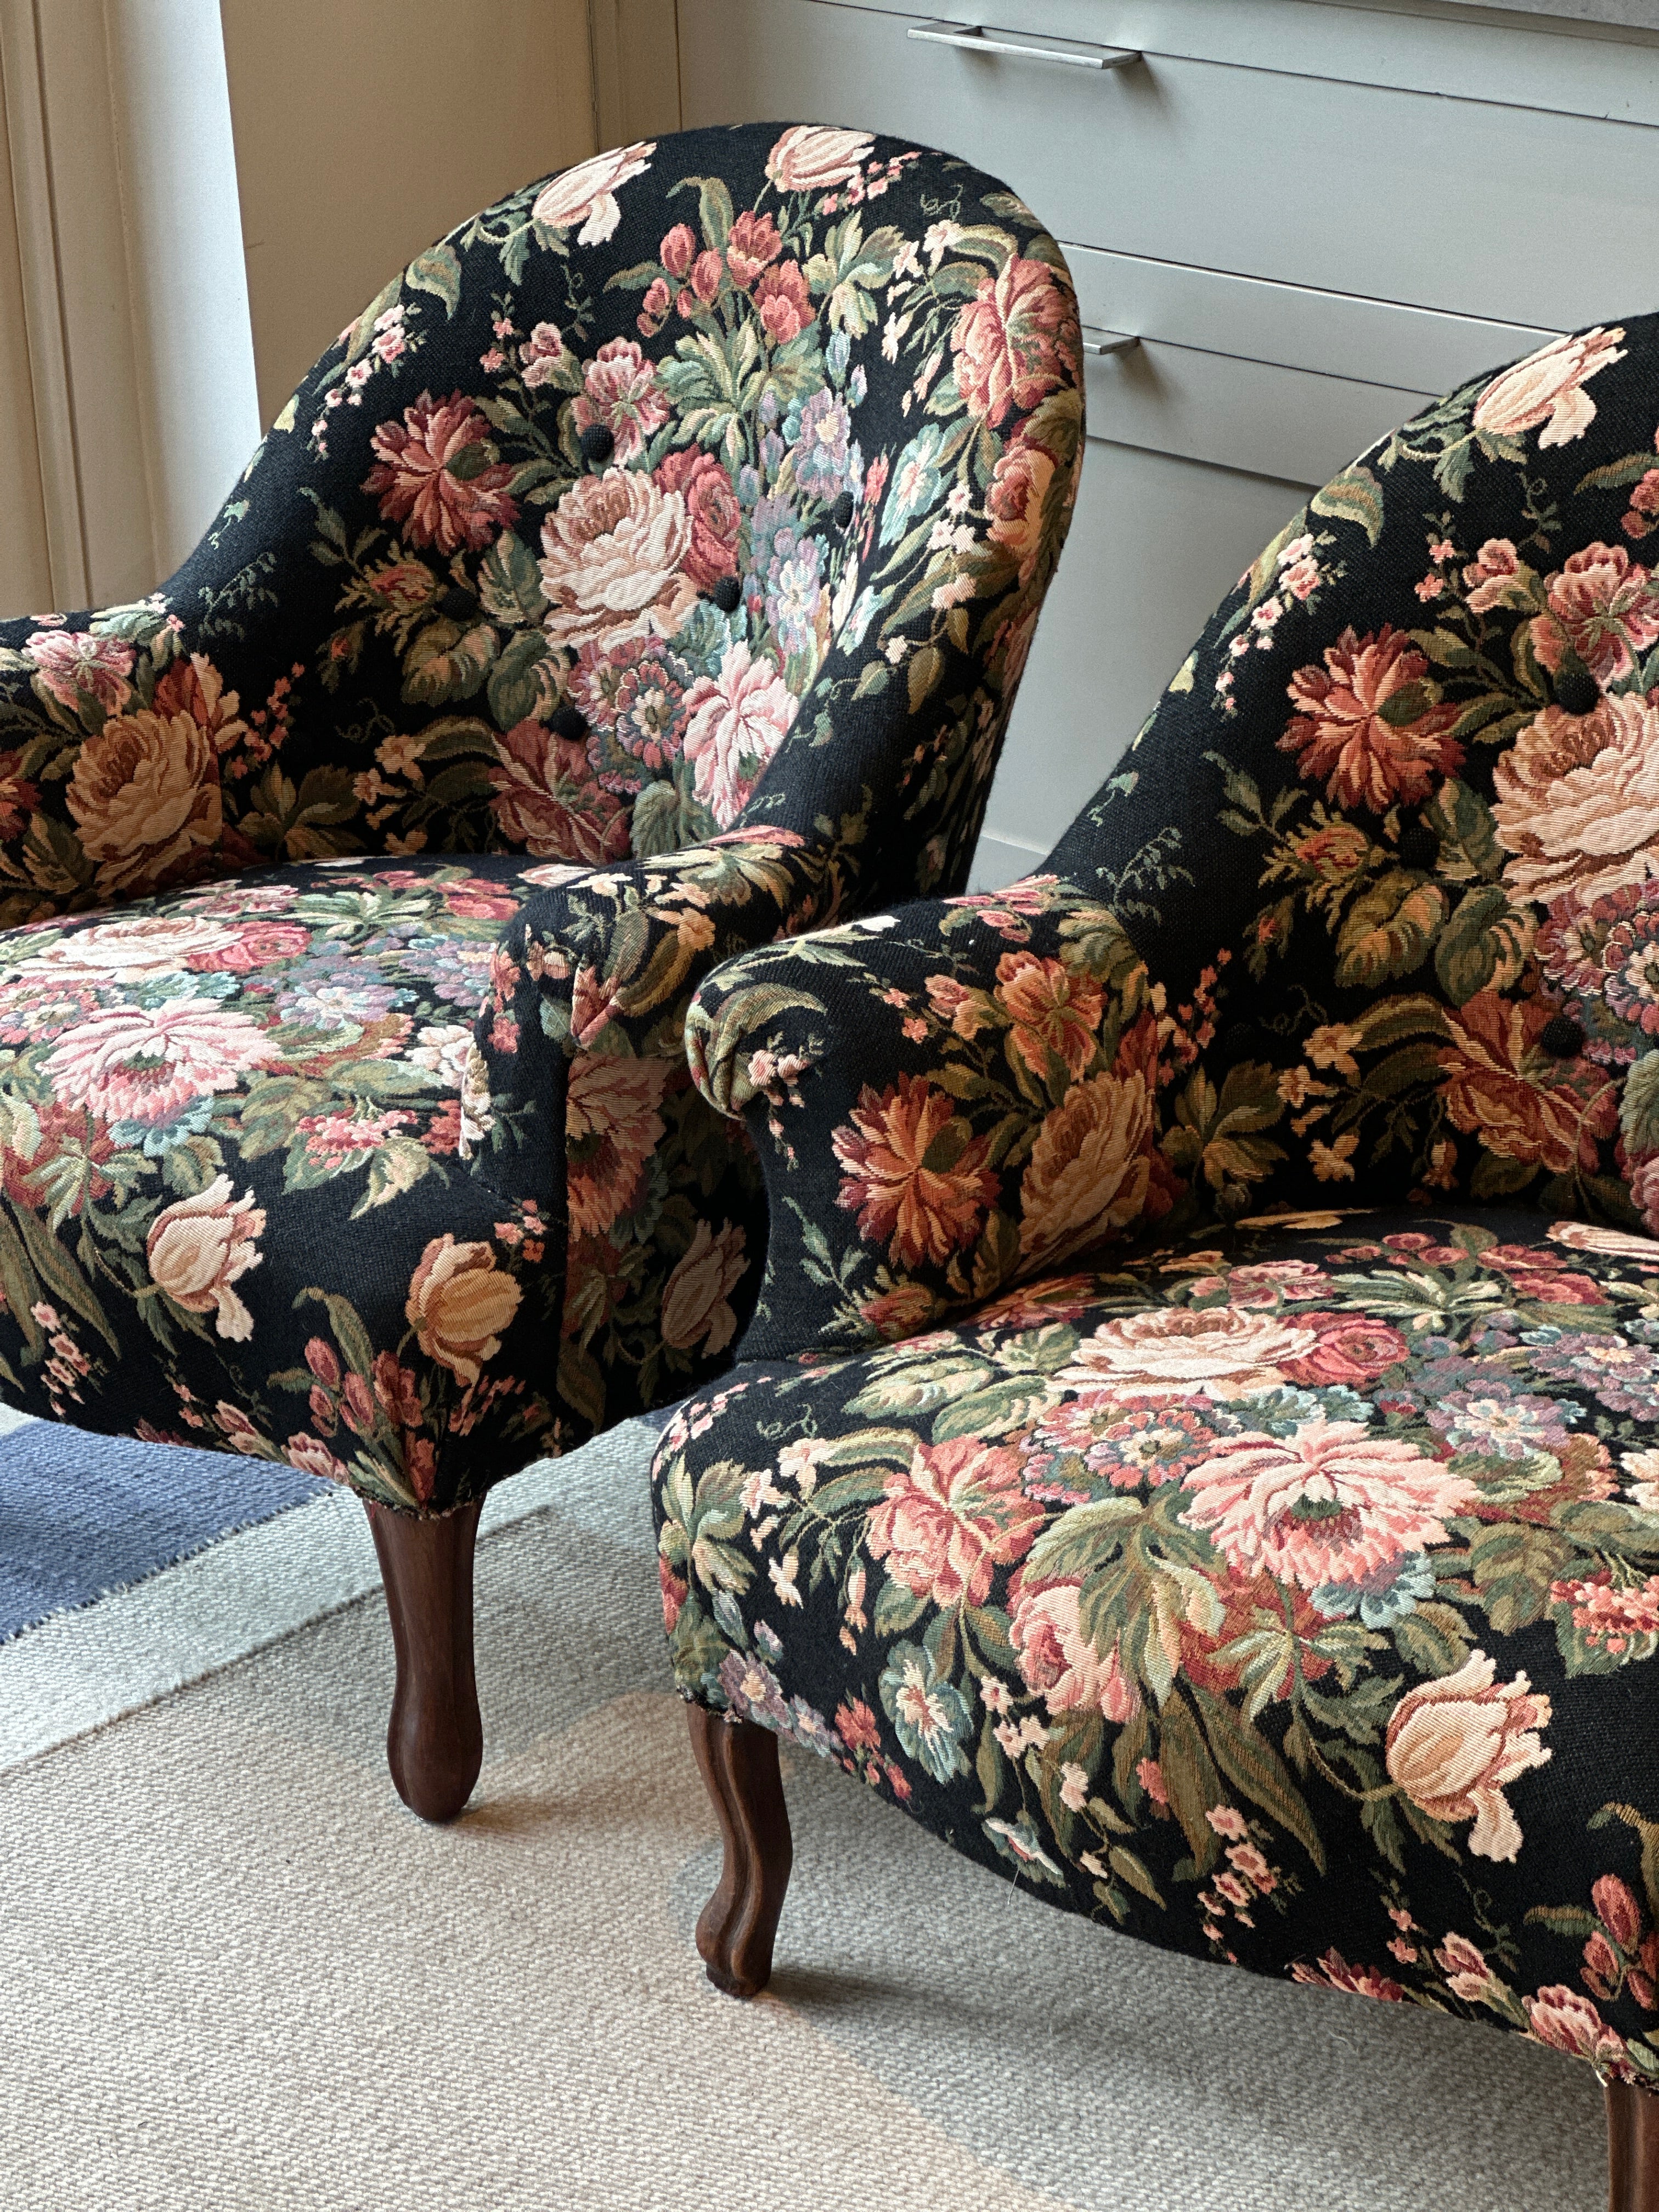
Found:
[1080,328,1139,357]
[907,21,1140,70]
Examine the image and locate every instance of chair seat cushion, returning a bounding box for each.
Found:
[653,1204,1659,2083]
[0,856,570,1509]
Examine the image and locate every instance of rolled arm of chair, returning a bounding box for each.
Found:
[462,827,850,1207]
[681,874,1216,1361]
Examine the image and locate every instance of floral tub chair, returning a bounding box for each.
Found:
[0,124,1082,1818]
[653,317,1659,2200]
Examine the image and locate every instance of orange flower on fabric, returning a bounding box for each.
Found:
[1279,625,1463,812]
[832,1073,997,1268]
[404,1235,522,1387]
[1437,989,1618,1174]
[995,949,1103,1080]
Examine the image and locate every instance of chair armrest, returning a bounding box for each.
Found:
[461,827,844,1205]
[682,875,1210,1359]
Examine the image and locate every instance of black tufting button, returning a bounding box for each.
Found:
[1555,666,1601,716]
[550,704,588,741]
[709,575,743,615]
[1540,1013,1586,1058]
[438,587,476,621]
[579,423,614,466]
[832,490,855,530]
[1396,820,1441,873]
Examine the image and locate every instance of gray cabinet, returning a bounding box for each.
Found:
[677,0,1659,883]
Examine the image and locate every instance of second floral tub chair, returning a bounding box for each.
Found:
[0,123,1082,1816]
[653,316,1659,2199]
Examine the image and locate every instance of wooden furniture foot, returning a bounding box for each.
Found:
[365,1497,483,1824]
[687,1705,793,1997]
[1609,2080,1659,2211]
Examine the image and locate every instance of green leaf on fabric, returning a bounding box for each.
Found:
[1334,873,1447,989]
[1435,885,1527,1003]
[487,629,551,726]
[478,532,546,624]
[1191,1684,1325,1871]
[1024,1498,1142,1582]
[1623,1051,1659,1155]
[873,1576,928,1636]
[404,242,463,315]
[1155,1692,1224,1873]
[1311,464,1384,546]
[403,618,498,704]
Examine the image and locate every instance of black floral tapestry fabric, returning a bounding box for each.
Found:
[654,317,1659,2088]
[0,125,1084,1502]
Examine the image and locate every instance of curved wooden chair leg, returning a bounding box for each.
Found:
[365,1497,483,1824]
[687,1705,793,1997]
[1609,2080,1659,2211]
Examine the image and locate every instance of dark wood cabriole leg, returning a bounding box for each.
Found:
[686,1705,793,1998]
[365,1497,484,1824]
[1608,2079,1659,2211]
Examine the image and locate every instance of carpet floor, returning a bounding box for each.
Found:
[0,1425,1609,2210]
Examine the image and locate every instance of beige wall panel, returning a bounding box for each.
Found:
[221,0,598,428]
[0,86,51,622]
[590,0,681,145]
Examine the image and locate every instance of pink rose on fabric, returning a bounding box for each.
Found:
[654,447,741,588]
[725,210,783,287]
[753,262,812,343]
[682,641,799,825]
[519,321,565,388]
[12,911,242,984]
[285,1434,348,1483]
[764,125,875,193]
[364,391,518,554]
[1461,537,1523,612]
[1060,1305,1321,1403]
[1523,1985,1630,2073]
[1529,542,1659,686]
[42,1001,281,1126]
[1493,694,1659,905]
[1178,1419,1477,1593]
[532,142,655,245]
[25,629,134,712]
[951,254,1076,429]
[572,338,670,463]
[1009,1576,1140,1720]
[867,1435,1042,1609]
[1284,1315,1411,1388]
[660,224,696,279]
[1280,625,1463,812]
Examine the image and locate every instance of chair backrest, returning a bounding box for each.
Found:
[0,124,1083,923]
[1046,316,1659,1234]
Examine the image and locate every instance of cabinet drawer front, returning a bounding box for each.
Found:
[680,0,1657,330]
[1070,246,1555,397]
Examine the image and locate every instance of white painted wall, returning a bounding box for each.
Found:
[220,0,600,430]
[0,0,261,611]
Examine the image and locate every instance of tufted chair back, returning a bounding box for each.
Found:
[0,125,1081,930]
[1046,317,1659,1234]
